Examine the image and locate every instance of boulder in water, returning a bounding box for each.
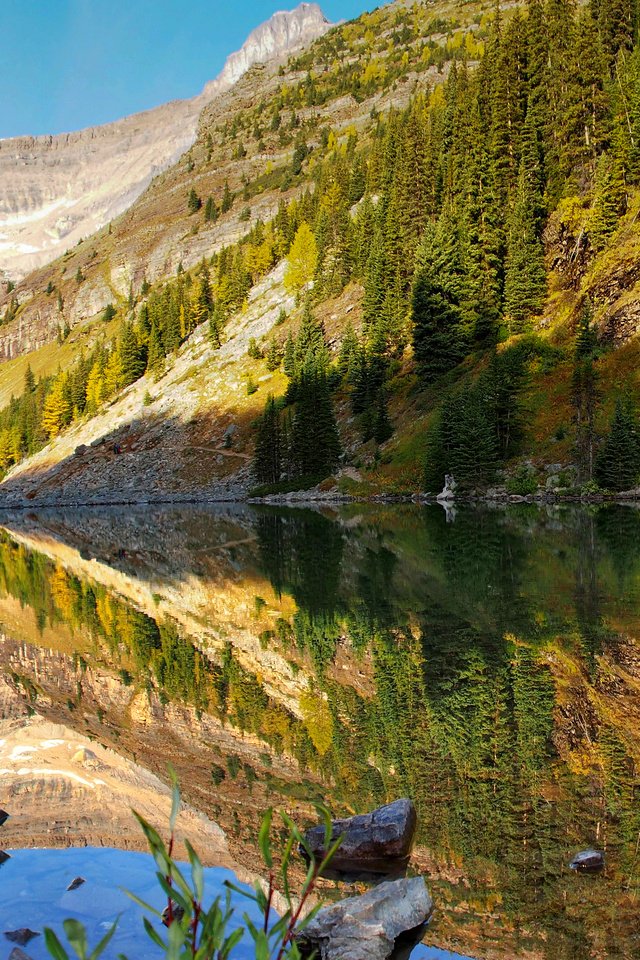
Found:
[9,949,33,960]
[300,876,433,960]
[67,876,86,891]
[4,930,40,946]
[569,848,605,873]
[302,799,416,878]
[0,809,9,827]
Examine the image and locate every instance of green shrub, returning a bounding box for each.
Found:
[44,775,341,960]
[506,466,539,496]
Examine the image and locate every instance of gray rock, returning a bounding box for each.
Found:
[300,876,432,960]
[66,876,86,891]
[303,799,416,878]
[4,931,40,946]
[569,848,605,873]
[9,948,33,960]
[0,850,11,865]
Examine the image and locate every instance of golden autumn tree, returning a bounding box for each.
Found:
[284,221,318,295]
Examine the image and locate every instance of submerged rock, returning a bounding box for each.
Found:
[303,799,416,878]
[300,876,433,960]
[66,876,86,891]
[4,930,40,946]
[569,848,605,873]
[0,850,11,865]
[9,949,33,960]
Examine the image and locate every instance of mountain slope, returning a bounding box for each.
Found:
[4,0,640,503]
[0,3,331,283]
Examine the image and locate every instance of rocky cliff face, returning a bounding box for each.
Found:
[203,3,330,97]
[0,4,331,282]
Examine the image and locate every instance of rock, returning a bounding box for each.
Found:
[0,809,9,826]
[436,474,457,501]
[300,876,433,960]
[9,949,33,960]
[303,799,416,878]
[569,848,605,873]
[161,902,185,927]
[0,850,11,865]
[4,930,40,946]
[66,876,86,891]
[71,747,99,765]
[74,444,87,457]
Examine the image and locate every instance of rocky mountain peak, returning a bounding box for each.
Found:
[204,4,331,96]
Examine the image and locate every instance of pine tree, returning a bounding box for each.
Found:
[373,391,393,445]
[204,196,218,222]
[290,361,341,479]
[596,399,640,490]
[253,395,281,485]
[589,150,627,249]
[146,321,164,372]
[221,181,233,213]
[411,219,466,379]
[503,163,547,330]
[119,323,146,386]
[573,299,600,483]
[187,188,202,214]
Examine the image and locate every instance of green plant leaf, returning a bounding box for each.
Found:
[44,928,70,960]
[123,889,162,918]
[223,880,259,904]
[63,919,89,959]
[168,767,181,833]
[143,917,167,950]
[258,807,273,869]
[185,838,204,902]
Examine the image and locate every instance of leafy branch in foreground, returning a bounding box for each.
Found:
[44,772,341,960]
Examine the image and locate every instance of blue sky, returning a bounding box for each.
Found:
[1,0,368,138]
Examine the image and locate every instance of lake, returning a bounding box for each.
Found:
[0,502,639,959]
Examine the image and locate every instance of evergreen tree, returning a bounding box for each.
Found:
[425,390,498,490]
[573,299,600,483]
[411,219,466,379]
[596,399,640,490]
[290,361,341,479]
[204,196,218,222]
[187,188,202,214]
[589,151,627,248]
[221,181,234,213]
[504,163,547,330]
[253,395,281,485]
[146,321,164,373]
[373,391,393,445]
[119,323,146,386]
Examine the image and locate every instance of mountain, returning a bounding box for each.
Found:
[3,0,640,506]
[0,3,331,283]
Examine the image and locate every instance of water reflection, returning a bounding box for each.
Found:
[1,503,640,959]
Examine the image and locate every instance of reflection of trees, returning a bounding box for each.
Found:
[420,506,529,633]
[4,503,640,958]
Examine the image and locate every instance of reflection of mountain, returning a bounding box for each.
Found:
[1,503,640,958]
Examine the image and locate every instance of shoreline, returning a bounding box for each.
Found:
[1,487,640,511]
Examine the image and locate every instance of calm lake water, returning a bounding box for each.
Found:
[1,502,640,959]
